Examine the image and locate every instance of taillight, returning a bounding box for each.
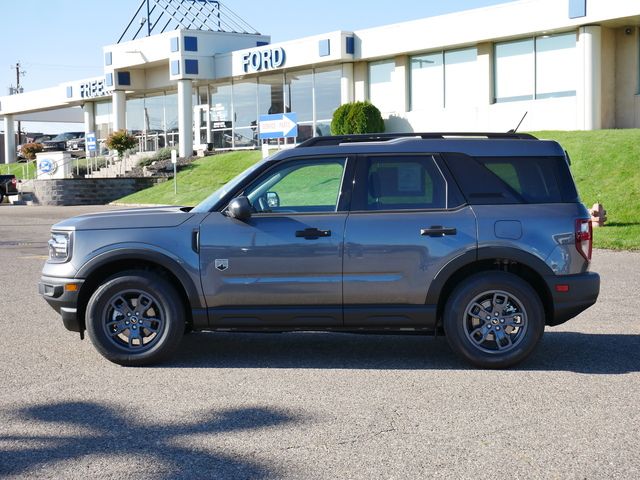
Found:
[575,219,592,261]
[11,178,17,185]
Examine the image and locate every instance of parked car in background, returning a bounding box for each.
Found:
[42,132,84,152]
[0,175,19,203]
[67,136,85,152]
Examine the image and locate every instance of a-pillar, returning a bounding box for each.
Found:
[178,79,193,158]
[3,115,15,164]
[577,25,602,130]
[112,90,126,131]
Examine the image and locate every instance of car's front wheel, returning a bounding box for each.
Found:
[443,272,544,368]
[86,271,184,366]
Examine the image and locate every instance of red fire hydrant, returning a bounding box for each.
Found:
[590,203,607,228]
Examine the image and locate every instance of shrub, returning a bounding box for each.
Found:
[105,130,137,158]
[21,142,43,160]
[330,101,385,135]
[330,103,353,135]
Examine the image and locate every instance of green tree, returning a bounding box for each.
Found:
[105,130,137,159]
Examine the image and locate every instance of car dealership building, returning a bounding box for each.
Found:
[1,0,640,163]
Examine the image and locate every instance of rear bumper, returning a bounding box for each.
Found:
[545,272,600,326]
[38,276,84,332]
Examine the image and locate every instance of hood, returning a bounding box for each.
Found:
[52,206,195,231]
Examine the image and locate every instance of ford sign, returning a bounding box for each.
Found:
[242,47,286,73]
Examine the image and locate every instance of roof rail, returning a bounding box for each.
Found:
[296,132,538,148]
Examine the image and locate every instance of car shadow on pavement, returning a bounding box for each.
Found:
[0,402,296,478]
[169,331,640,374]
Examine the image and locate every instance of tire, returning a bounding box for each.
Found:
[86,271,184,366]
[0,193,4,204]
[443,271,544,369]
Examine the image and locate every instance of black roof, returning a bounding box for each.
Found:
[297,132,538,148]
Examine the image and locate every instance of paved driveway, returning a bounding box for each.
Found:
[0,206,638,479]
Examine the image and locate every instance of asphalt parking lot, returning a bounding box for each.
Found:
[0,205,638,479]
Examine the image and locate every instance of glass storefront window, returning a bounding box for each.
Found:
[258,73,285,117]
[314,67,341,123]
[94,101,112,141]
[210,83,232,148]
[369,59,396,112]
[410,53,444,110]
[286,69,313,123]
[164,93,179,147]
[126,97,144,134]
[144,94,166,132]
[232,79,258,147]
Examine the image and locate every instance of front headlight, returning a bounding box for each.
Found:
[48,231,72,263]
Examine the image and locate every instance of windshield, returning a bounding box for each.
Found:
[192,159,268,213]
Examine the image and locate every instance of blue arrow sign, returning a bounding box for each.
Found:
[259,112,298,139]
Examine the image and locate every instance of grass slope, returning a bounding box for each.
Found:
[117,130,640,250]
[532,130,640,250]
[117,151,262,206]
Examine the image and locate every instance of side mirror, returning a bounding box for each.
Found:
[227,196,252,221]
[266,191,280,208]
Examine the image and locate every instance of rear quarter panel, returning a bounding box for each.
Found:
[473,203,590,275]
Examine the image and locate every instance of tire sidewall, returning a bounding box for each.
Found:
[444,272,544,368]
[86,271,184,366]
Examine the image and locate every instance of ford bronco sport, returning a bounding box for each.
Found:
[39,133,600,368]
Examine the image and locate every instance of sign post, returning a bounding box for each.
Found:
[171,149,177,195]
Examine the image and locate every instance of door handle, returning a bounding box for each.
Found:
[421,226,457,237]
[295,228,332,240]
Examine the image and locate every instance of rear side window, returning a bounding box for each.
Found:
[359,155,447,210]
[443,153,579,204]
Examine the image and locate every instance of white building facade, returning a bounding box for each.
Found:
[2,0,640,163]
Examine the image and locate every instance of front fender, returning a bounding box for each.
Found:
[75,242,205,310]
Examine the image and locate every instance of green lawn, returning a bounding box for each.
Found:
[115,130,640,250]
[532,130,640,250]
[117,151,262,206]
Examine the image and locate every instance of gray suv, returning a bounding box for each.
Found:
[39,133,600,368]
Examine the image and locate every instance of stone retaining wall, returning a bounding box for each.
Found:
[32,178,165,206]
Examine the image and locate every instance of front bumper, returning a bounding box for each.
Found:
[39,276,85,332]
[545,272,600,326]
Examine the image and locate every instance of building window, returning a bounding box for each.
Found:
[105,73,114,87]
[104,52,112,66]
[117,71,131,86]
[258,73,284,116]
[369,59,396,112]
[185,59,199,75]
[232,79,258,147]
[495,38,535,102]
[184,36,198,52]
[444,48,478,107]
[170,60,180,76]
[314,66,342,135]
[170,37,179,52]
[319,39,331,57]
[410,53,443,110]
[410,47,478,110]
[495,32,576,103]
[535,33,577,98]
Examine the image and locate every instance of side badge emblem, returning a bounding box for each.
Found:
[215,259,229,271]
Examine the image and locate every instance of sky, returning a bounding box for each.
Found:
[0,0,515,132]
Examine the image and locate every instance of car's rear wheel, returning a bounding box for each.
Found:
[86,271,184,366]
[443,272,544,368]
